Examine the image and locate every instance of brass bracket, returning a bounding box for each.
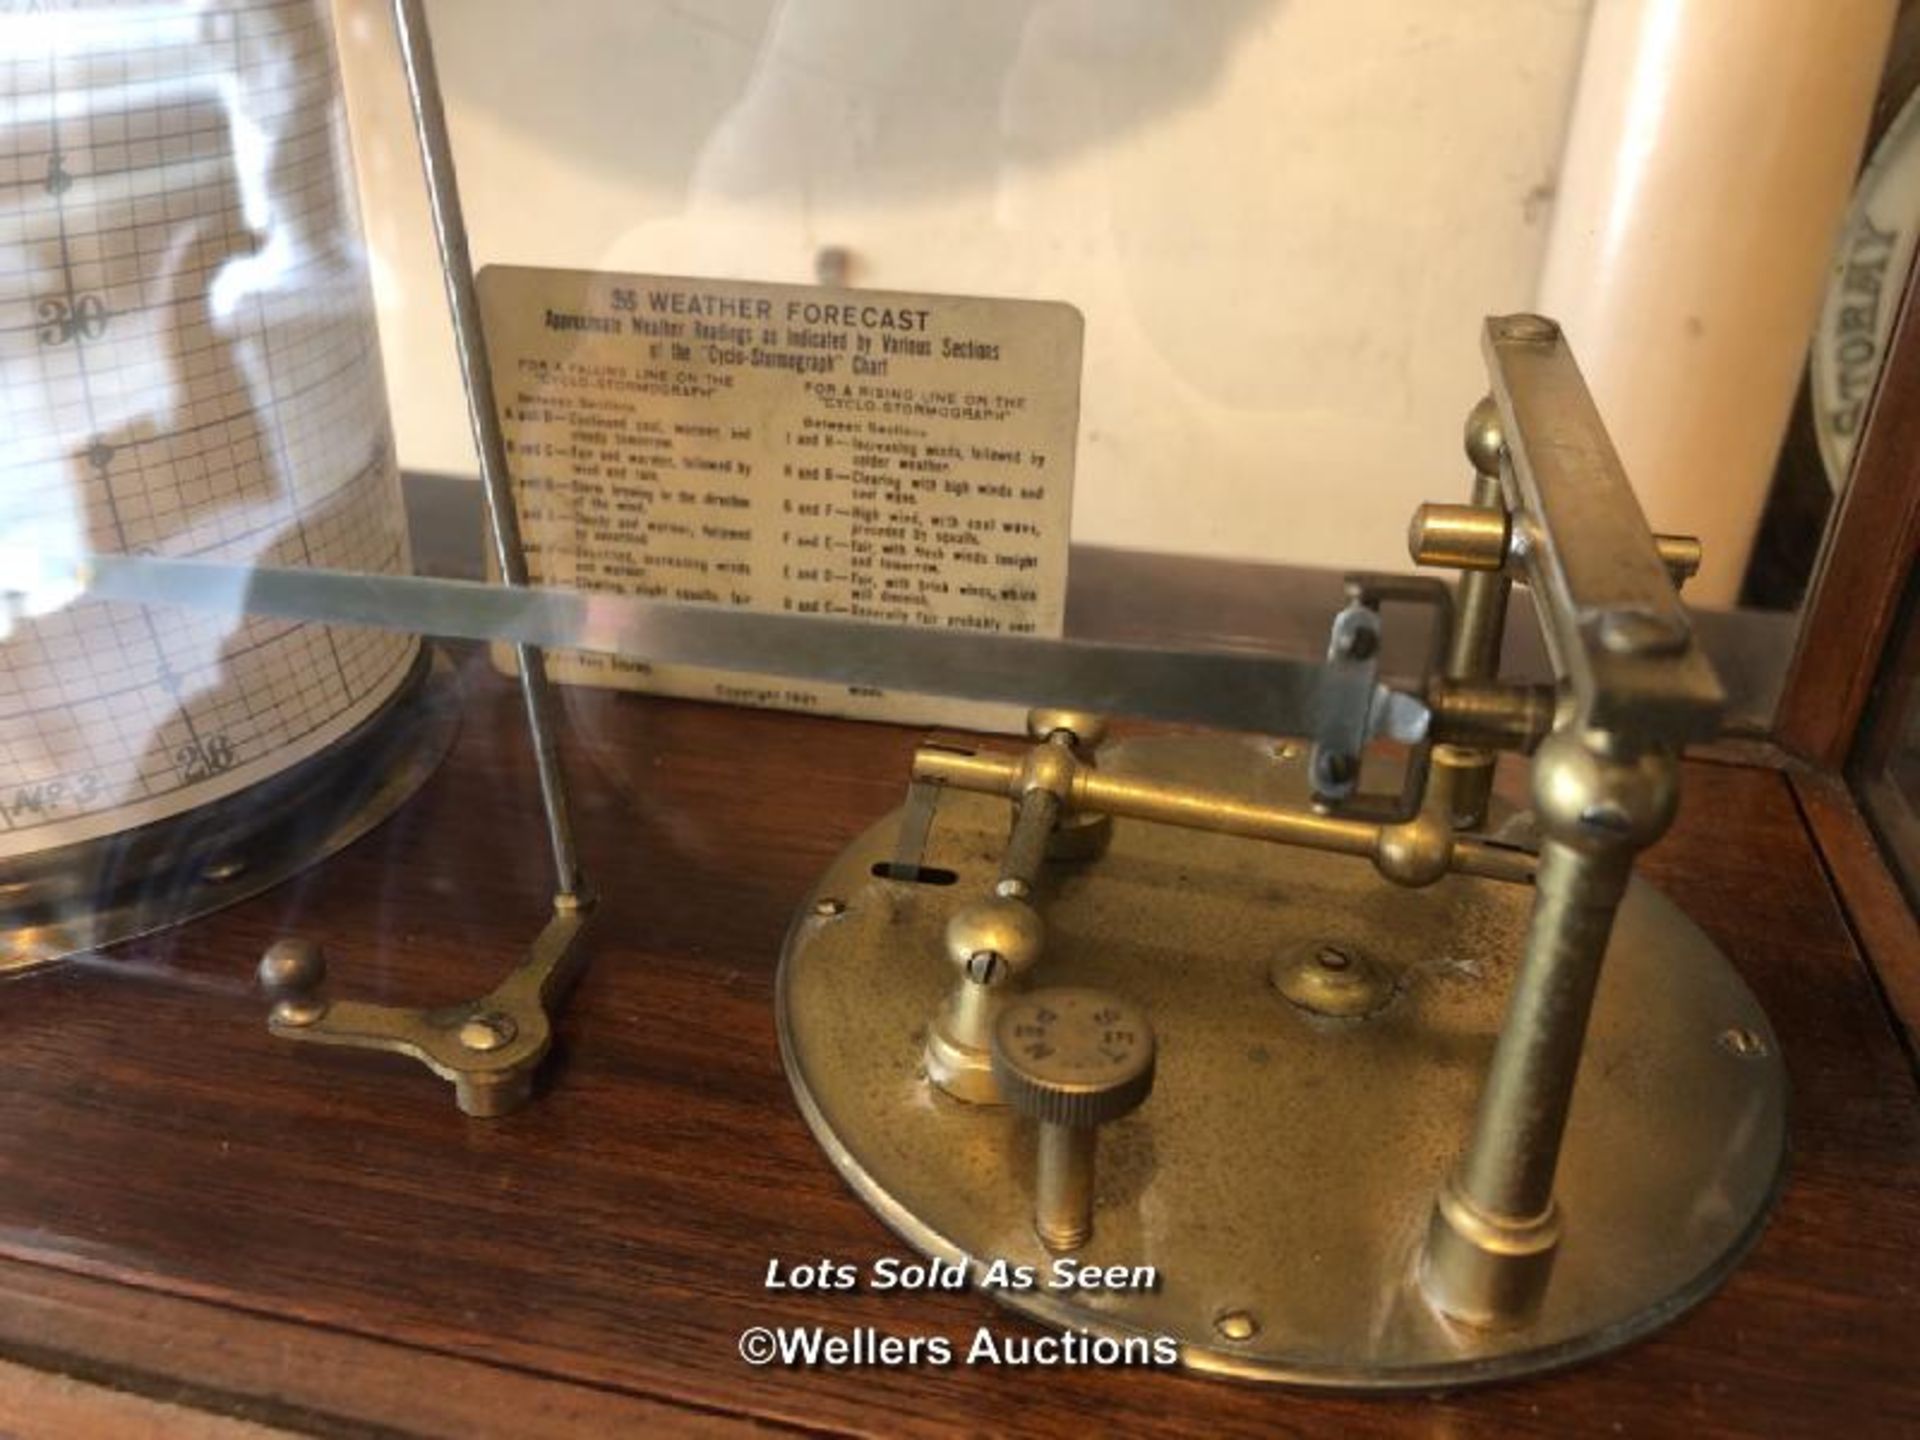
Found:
[1310,572,1452,819]
[244,0,596,1121]
[257,894,595,1117]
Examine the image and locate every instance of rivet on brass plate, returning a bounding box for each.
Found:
[270,997,328,1029]
[1214,1309,1261,1343]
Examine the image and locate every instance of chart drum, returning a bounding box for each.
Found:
[0,1,452,973]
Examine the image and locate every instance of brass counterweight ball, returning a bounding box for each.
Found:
[1374,813,1453,888]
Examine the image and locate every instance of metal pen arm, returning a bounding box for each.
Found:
[255,0,592,1116]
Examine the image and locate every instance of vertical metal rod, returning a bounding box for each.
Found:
[998,789,1062,893]
[1448,473,1512,679]
[390,0,581,897]
[1453,838,1630,1214]
[1421,736,1675,1326]
[1033,1122,1097,1252]
[1434,399,1515,830]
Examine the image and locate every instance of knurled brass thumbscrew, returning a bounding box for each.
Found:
[992,987,1156,1252]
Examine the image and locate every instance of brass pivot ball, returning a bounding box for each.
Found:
[923,897,1048,1104]
[992,987,1156,1251]
[1529,731,1679,852]
[1464,395,1506,477]
[946,897,1046,984]
[1024,709,1114,862]
[1025,709,1108,755]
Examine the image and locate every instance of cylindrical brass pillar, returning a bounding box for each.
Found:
[1421,733,1678,1326]
[1429,397,1516,831]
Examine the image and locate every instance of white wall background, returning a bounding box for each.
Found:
[329,0,1592,581]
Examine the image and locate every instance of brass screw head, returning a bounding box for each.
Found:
[458,1013,518,1053]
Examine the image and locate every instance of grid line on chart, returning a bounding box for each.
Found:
[0,2,417,850]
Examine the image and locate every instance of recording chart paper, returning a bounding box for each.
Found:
[0,0,417,861]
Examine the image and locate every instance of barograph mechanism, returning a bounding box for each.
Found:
[776,314,1785,1387]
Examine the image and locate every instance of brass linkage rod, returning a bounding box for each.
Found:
[911,747,1536,887]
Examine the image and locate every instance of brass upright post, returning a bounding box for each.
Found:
[1420,731,1678,1325]
[1429,397,1514,831]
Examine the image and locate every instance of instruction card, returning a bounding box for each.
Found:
[476,267,1082,730]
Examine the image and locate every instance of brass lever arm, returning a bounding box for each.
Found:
[911,746,1535,887]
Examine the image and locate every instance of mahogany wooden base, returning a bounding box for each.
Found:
[1,650,1917,1436]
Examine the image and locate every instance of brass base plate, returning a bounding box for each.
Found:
[777,734,1787,1389]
